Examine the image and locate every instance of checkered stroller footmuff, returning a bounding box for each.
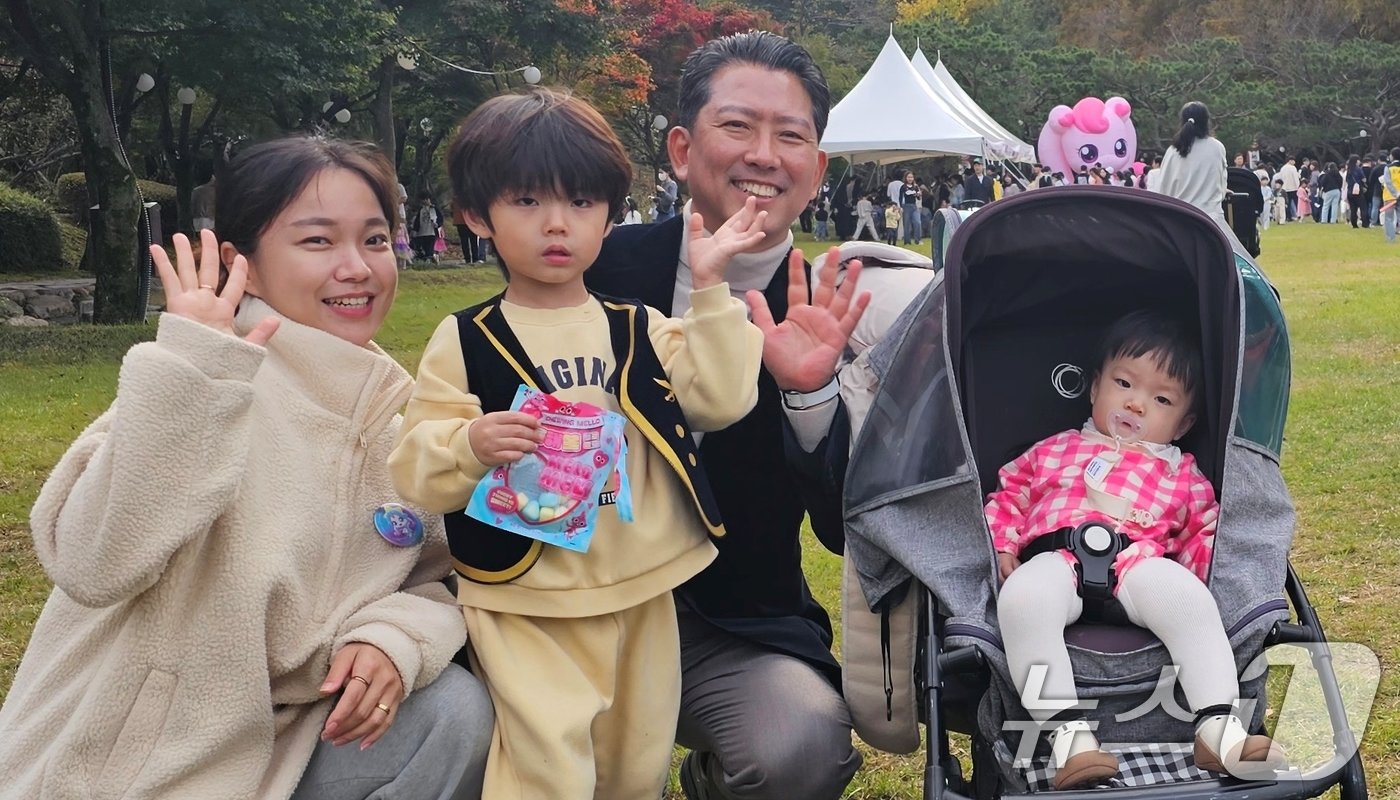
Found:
[995,738,1212,791]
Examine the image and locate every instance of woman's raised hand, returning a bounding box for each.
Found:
[150,229,279,346]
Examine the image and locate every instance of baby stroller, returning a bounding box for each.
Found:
[931,207,971,272]
[841,186,1367,799]
[1225,166,1264,258]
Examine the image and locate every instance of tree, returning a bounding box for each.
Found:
[147,0,392,228]
[750,0,893,37]
[0,53,79,190]
[605,0,779,181]
[1,0,394,321]
[2,0,145,321]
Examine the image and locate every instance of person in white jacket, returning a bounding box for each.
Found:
[853,192,878,241]
[0,137,492,800]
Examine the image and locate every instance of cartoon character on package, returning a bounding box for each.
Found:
[465,385,633,552]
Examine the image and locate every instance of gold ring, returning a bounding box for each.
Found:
[198,283,215,290]
[376,703,391,714]
[350,675,370,688]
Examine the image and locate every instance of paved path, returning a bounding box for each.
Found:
[0,277,96,293]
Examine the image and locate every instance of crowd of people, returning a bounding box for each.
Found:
[1247,149,1400,241]
[797,151,1165,246]
[793,100,1400,247]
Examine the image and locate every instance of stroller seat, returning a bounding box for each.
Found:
[841,187,1366,799]
[1064,624,1158,655]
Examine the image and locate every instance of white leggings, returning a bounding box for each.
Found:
[998,553,1239,723]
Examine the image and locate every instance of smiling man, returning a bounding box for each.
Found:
[585,30,863,800]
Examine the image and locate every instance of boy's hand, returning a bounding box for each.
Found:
[687,196,768,290]
[997,552,1021,583]
[468,411,543,466]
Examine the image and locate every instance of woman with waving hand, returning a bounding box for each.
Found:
[0,137,491,800]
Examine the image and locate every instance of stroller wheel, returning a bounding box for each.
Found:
[1339,750,1368,800]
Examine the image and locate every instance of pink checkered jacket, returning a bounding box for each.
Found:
[985,425,1218,585]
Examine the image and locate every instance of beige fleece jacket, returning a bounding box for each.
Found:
[0,299,468,799]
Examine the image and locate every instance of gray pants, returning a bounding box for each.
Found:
[291,664,494,800]
[676,606,861,800]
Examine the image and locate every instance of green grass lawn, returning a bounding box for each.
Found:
[1,223,1396,797]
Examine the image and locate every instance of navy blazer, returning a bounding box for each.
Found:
[585,216,848,682]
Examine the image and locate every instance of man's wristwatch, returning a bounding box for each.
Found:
[781,376,840,410]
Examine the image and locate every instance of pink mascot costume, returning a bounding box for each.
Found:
[1037,96,1137,181]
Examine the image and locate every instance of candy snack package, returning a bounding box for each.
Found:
[466,385,632,552]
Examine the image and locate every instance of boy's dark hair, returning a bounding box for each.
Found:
[1391,147,1400,162]
[217,136,400,262]
[1094,309,1204,408]
[447,88,631,230]
[676,30,830,140]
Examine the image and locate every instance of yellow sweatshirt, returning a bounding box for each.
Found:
[389,284,762,617]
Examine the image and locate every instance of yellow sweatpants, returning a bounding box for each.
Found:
[463,592,681,800]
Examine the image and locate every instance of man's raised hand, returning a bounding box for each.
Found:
[745,246,871,393]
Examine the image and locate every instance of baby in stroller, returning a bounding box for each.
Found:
[987,309,1287,790]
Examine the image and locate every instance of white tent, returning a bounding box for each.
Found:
[820,35,984,164]
[910,47,1036,163]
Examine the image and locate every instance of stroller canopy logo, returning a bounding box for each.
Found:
[1052,363,1086,399]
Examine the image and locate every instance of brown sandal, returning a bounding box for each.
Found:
[1194,733,1288,777]
[1052,748,1120,790]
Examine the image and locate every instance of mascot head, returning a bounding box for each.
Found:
[1036,96,1136,181]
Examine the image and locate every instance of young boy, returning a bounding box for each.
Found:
[814,198,830,240]
[389,88,765,798]
[883,201,901,245]
[987,310,1285,790]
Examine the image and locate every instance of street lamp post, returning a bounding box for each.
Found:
[321,100,352,125]
[648,113,668,192]
[165,85,200,245]
[177,87,196,158]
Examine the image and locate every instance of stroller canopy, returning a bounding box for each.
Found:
[844,187,1291,612]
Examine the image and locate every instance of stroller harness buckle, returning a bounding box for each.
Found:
[1018,522,1132,618]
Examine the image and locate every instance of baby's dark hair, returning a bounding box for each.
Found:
[1095,309,1204,407]
[447,87,632,230]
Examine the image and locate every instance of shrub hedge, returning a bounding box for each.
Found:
[55,173,179,236]
[0,182,64,274]
[59,220,87,271]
